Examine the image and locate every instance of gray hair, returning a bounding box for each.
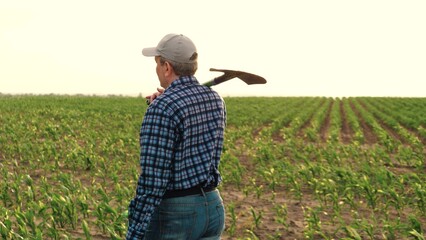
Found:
[159,53,198,76]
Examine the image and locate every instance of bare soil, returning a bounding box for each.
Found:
[349,100,378,144]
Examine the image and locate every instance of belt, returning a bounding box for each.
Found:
[163,185,216,199]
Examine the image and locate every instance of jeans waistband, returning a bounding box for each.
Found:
[163,185,216,199]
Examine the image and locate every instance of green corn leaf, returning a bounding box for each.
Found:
[82,220,92,240]
[345,226,361,240]
[409,229,425,240]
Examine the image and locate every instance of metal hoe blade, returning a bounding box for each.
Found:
[204,68,267,87]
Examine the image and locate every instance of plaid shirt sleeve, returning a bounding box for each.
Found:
[126,105,175,239]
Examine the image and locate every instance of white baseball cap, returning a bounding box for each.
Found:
[142,34,197,63]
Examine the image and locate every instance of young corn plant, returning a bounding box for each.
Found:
[303,206,327,240]
[274,203,289,230]
[358,175,378,210]
[0,207,13,239]
[344,226,362,240]
[413,182,426,214]
[226,202,237,237]
[82,220,92,240]
[261,168,279,191]
[250,207,263,229]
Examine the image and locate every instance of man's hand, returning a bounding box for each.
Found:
[146,87,165,105]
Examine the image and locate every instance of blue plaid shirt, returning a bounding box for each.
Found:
[126,76,226,239]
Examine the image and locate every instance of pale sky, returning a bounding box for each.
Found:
[1,1,425,97]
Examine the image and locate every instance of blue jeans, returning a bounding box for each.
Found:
[145,189,225,240]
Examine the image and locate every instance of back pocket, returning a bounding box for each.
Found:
[159,210,197,239]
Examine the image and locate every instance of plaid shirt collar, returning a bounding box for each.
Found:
[167,75,200,91]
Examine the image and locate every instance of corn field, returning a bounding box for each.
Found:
[1,95,425,239]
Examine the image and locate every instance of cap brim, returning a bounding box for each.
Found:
[142,47,159,57]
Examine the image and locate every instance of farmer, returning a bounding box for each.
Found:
[126,33,226,239]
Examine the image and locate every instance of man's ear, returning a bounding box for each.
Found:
[164,61,175,78]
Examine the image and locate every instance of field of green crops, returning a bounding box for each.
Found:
[1,95,425,239]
